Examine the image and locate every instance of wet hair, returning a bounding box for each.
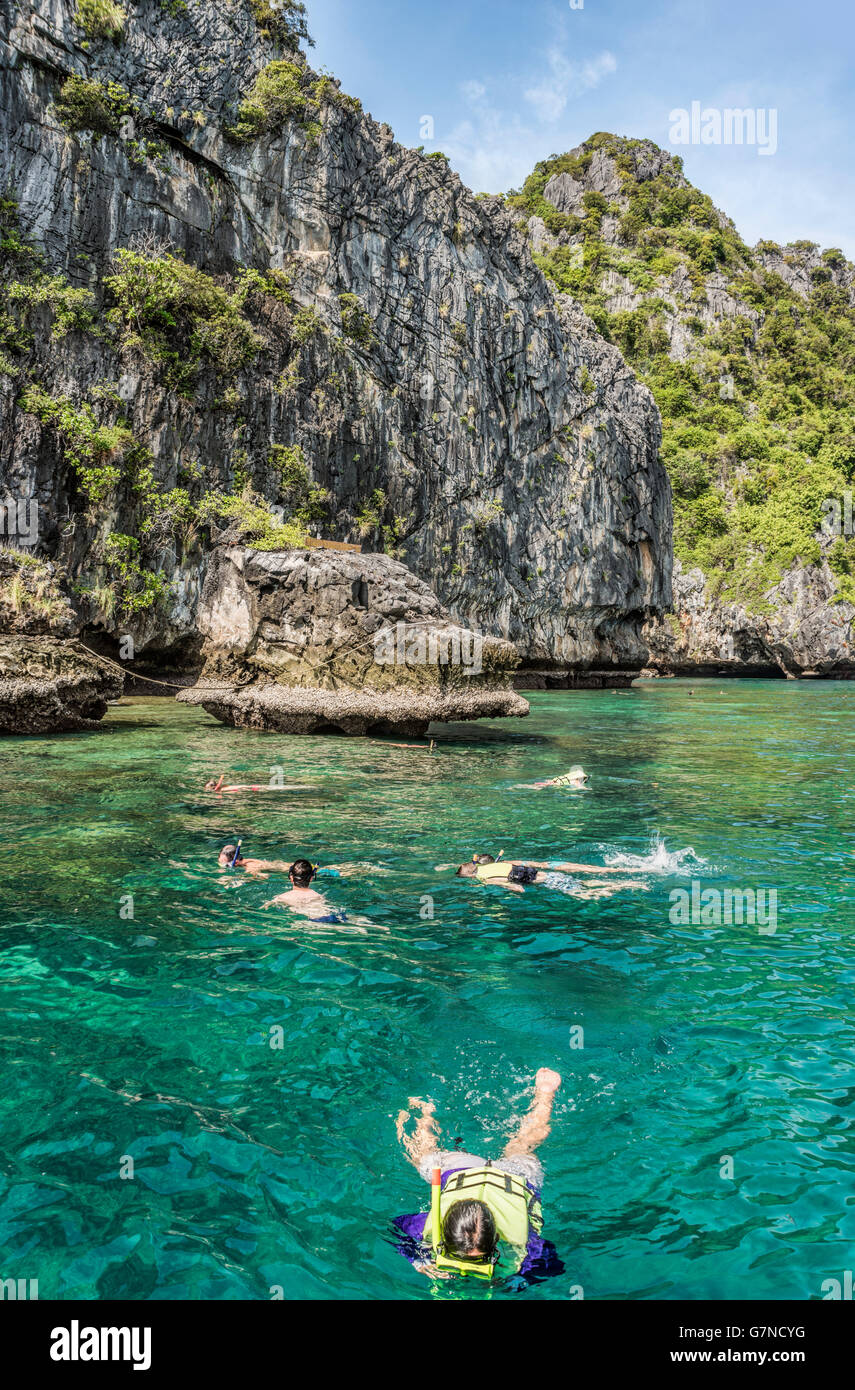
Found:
[221,844,238,860]
[442,1200,497,1261]
[289,859,316,888]
[456,853,495,878]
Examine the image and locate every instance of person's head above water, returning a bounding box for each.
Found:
[289,859,317,888]
[456,853,495,878]
[442,1200,498,1262]
[218,843,243,867]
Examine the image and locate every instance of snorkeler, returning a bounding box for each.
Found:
[525,765,589,790]
[217,843,296,877]
[265,859,349,924]
[393,1068,564,1284]
[455,854,648,895]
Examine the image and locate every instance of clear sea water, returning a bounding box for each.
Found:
[1,680,853,1300]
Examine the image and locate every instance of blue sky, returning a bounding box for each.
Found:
[307,0,855,258]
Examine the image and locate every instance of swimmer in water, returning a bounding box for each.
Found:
[265,860,387,934]
[455,854,648,896]
[265,859,350,924]
[217,844,296,877]
[525,765,589,790]
[206,775,310,794]
[217,844,381,888]
[392,1067,564,1285]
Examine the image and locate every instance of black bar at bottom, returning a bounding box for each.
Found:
[0,1297,848,1377]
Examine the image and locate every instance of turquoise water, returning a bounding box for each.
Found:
[1,681,853,1300]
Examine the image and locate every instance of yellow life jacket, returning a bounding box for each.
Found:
[475,862,512,881]
[422,1165,542,1276]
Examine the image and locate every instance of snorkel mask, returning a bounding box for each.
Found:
[429,1168,496,1281]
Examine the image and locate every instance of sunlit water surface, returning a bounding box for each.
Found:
[1,680,853,1300]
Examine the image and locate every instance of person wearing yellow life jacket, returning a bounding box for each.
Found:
[455,853,647,897]
[392,1068,564,1284]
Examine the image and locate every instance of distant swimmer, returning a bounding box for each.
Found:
[455,853,648,897]
[206,775,310,793]
[523,765,589,790]
[392,1068,564,1285]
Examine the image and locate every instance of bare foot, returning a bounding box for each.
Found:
[535,1067,561,1094]
[396,1097,435,1140]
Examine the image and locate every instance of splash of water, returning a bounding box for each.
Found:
[602,834,710,876]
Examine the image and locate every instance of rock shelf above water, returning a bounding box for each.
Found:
[177,546,529,736]
[0,635,123,733]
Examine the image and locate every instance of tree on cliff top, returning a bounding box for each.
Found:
[248,0,313,48]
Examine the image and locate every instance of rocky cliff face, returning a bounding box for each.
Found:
[519,134,855,678]
[642,558,855,678]
[0,0,671,685]
[178,543,529,735]
[0,549,121,730]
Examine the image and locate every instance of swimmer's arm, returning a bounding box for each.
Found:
[499,881,525,894]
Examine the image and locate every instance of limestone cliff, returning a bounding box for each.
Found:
[518,134,855,678]
[0,0,671,687]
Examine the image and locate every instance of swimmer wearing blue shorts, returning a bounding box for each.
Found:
[266,859,348,922]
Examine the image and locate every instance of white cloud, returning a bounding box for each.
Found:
[461,80,487,105]
[443,47,618,194]
[443,85,539,193]
[523,48,617,123]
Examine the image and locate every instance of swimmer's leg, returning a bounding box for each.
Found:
[551,861,629,875]
[396,1096,441,1168]
[501,1068,561,1159]
[574,877,650,898]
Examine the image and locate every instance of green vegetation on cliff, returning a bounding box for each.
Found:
[247,0,311,47]
[1,200,320,622]
[0,550,70,631]
[512,134,855,610]
[74,0,126,41]
[103,249,271,389]
[225,60,360,144]
[54,75,133,136]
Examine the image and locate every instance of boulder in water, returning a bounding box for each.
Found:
[178,545,529,736]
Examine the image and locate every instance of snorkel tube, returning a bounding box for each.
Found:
[230,840,243,868]
[430,1167,442,1252]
